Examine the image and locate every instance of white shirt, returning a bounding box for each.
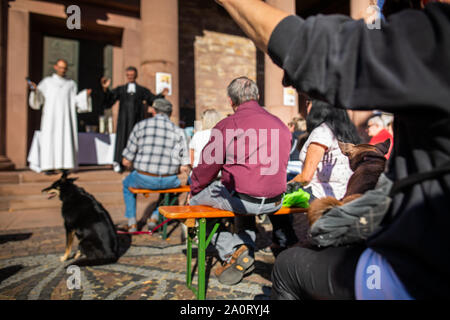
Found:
[127,83,136,93]
[299,122,353,199]
[189,129,212,168]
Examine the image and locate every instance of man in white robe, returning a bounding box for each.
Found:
[28,59,92,173]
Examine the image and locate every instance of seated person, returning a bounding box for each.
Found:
[189,108,223,170]
[121,98,190,232]
[190,76,296,285]
[289,99,361,201]
[366,114,394,159]
[287,115,307,181]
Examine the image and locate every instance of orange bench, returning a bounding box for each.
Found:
[128,185,191,197]
[129,186,191,238]
[159,205,307,300]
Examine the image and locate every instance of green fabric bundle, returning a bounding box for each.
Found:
[283,188,310,208]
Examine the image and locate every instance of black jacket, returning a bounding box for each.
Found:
[103,83,163,164]
[268,3,450,299]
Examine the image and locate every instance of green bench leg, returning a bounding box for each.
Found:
[185,218,220,300]
[197,218,206,300]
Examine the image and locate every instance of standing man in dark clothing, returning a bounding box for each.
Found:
[101,66,168,172]
[190,76,297,286]
[215,0,450,299]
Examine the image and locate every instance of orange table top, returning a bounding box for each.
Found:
[159,205,307,219]
[129,186,191,194]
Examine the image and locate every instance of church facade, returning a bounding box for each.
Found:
[0,0,374,169]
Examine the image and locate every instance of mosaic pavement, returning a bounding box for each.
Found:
[0,215,313,300]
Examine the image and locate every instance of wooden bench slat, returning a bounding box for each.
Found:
[129,186,191,194]
[159,205,307,219]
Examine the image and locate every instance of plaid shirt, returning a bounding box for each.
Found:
[122,114,189,175]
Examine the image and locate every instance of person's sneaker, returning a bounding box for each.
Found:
[128,224,137,233]
[147,218,158,232]
[215,245,254,285]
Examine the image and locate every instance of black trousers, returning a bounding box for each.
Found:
[234,214,299,248]
[271,244,366,300]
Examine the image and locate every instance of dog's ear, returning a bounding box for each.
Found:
[374,139,391,155]
[338,141,355,156]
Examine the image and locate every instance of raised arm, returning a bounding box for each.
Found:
[219,1,450,113]
[28,80,45,110]
[216,0,288,53]
[101,77,120,109]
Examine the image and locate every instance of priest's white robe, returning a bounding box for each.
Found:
[28,73,91,171]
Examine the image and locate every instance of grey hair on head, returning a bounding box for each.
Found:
[227,76,259,107]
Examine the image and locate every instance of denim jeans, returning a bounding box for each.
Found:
[122,170,180,219]
[190,180,283,262]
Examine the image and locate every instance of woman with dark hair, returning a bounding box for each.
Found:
[289,99,361,200]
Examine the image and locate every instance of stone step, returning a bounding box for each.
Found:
[0,195,158,231]
[1,192,125,211]
[0,181,123,196]
[0,167,122,185]
[0,206,127,231]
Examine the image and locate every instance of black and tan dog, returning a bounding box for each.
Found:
[307,139,391,226]
[42,172,119,266]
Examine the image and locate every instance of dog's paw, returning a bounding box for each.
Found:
[60,255,69,262]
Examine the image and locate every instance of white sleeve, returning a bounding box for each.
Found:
[189,133,198,150]
[75,89,92,113]
[29,80,46,110]
[308,124,334,149]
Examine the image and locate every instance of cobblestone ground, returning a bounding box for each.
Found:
[0,214,310,300]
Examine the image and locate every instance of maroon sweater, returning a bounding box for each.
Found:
[190,101,291,198]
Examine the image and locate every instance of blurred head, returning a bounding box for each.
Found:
[227,76,259,111]
[201,109,223,130]
[288,117,307,133]
[151,98,172,117]
[53,59,68,77]
[125,66,138,83]
[306,100,361,144]
[366,116,385,137]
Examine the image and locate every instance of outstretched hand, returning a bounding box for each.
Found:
[286,181,303,194]
[100,77,111,91]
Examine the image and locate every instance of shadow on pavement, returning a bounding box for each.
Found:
[0,233,33,245]
[0,265,23,284]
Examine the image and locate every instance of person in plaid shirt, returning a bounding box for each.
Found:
[121,98,190,232]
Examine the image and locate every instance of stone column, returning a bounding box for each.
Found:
[140,0,179,123]
[264,0,297,125]
[0,0,14,170]
[350,0,376,142]
[6,4,29,169]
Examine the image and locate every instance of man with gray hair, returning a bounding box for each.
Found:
[190,76,296,285]
[121,98,190,232]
